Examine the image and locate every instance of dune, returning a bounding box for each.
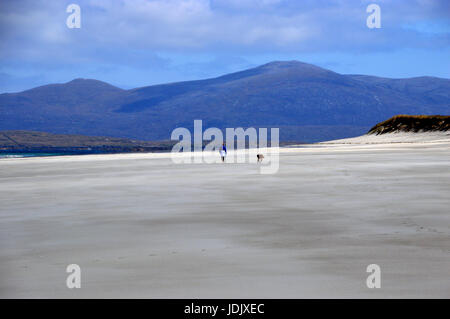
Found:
[321,115,450,144]
[320,131,450,144]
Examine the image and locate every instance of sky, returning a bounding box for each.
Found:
[0,0,449,92]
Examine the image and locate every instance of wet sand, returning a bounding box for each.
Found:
[0,142,449,298]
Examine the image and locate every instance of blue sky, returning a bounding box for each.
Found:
[0,0,449,92]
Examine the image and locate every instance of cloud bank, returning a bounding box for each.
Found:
[0,0,449,91]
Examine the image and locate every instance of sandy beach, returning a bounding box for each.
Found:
[0,140,449,298]
[320,131,450,144]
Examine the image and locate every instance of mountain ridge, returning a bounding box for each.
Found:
[1,61,449,142]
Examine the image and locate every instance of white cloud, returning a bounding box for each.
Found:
[0,0,448,92]
[1,0,448,55]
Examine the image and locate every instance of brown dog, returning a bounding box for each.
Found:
[257,154,264,162]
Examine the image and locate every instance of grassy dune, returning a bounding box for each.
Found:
[368,115,450,135]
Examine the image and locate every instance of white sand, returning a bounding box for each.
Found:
[0,141,449,298]
[320,131,450,144]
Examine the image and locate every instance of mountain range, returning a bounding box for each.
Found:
[1,61,449,142]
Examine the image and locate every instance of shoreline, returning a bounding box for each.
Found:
[2,138,450,163]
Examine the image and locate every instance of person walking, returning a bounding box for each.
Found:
[220,142,227,162]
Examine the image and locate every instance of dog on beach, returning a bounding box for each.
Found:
[257,154,264,162]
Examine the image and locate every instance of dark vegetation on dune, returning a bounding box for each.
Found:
[368,115,450,135]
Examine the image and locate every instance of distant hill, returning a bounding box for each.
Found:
[0,130,175,154]
[1,61,449,142]
[0,130,301,155]
[368,115,450,135]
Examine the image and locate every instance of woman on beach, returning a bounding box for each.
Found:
[220,143,227,162]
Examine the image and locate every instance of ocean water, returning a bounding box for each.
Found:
[0,153,66,159]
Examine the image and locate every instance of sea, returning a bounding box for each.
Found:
[0,153,68,159]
